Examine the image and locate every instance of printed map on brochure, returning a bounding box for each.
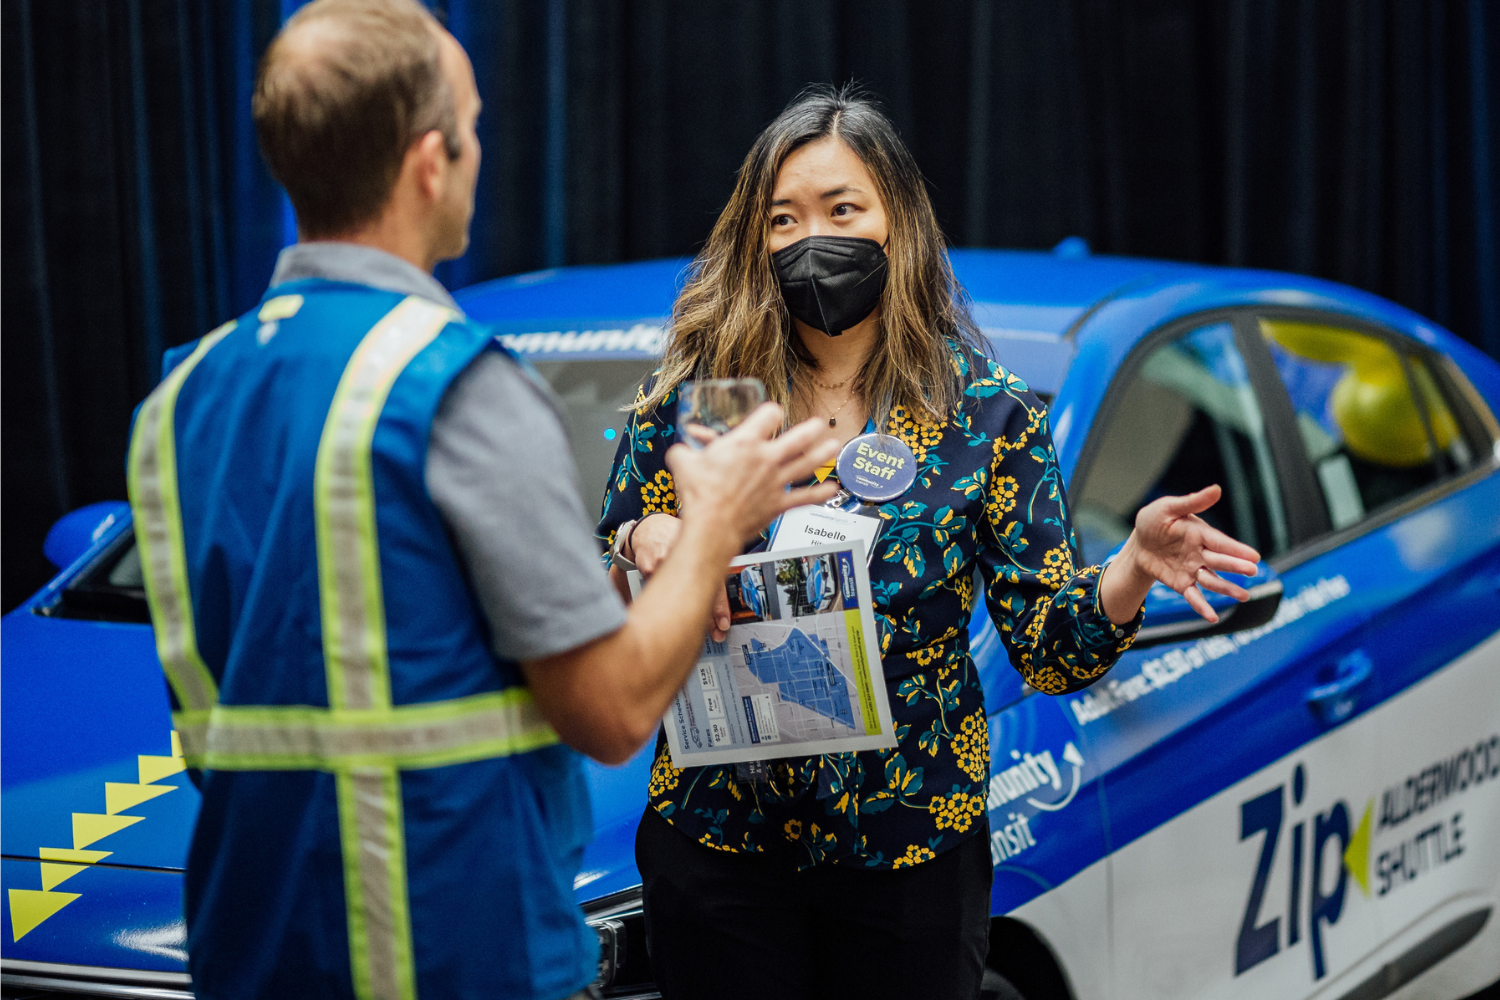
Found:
[632,542,896,767]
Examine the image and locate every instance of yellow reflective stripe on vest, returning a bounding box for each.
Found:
[315,296,456,711]
[127,321,236,714]
[339,768,415,1000]
[133,299,559,1000]
[314,296,456,1000]
[172,688,558,771]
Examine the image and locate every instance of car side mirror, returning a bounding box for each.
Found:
[1129,560,1283,650]
[43,501,131,571]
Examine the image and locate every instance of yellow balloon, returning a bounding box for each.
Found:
[1264,320,1388,368]
[1261,320,1455,468]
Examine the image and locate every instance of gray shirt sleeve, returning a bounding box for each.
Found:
[425,348,628,662]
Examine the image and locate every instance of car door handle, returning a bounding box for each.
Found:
[1306,649,1372,725]
[1132,578,1283,650]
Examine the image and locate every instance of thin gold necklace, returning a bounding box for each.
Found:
[824,390,856,427]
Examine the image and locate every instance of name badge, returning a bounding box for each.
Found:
[835,433,917,503]
[769,503,883,555]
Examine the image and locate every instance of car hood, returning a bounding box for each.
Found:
[1,529,199,967]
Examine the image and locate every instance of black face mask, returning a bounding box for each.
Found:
[771,235,889,337]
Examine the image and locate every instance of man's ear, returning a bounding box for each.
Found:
[409,130,450,203]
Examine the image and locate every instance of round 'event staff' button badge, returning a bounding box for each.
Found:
[835,433,917,503]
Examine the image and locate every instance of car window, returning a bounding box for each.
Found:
[532,358,660,523]
[1072,321,1288,565]
[47,529,150,623]
[1259,319,1480,531]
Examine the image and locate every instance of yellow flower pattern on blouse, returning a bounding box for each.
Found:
[986,475,1019,525]
[951,711,989,784]
[1037,544,1073,589]
[891,844,937,869]
[890,405,943,452]
[928,789,986,833]
[648,747,682,797]
[640,469,678,516]
[598,352,1142,871]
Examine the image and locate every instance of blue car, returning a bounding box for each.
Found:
[803,555,836,613]
[737,566,768,620]
[5,247,1499,1000]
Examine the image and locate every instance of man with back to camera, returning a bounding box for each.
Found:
[125,2,840,998]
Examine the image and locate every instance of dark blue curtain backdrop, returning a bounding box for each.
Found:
[3,0,1497,610]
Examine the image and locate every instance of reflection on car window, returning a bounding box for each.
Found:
[532,358,659,519]
[108,542,144,588]
[1260,320,1476,531]
[1073,322,1287,566]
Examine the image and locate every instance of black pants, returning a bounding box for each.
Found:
[636,807,992,1000]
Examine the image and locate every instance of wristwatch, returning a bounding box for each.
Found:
[610,520,639,571]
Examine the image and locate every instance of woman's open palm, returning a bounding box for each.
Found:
[1131,485,1263,622]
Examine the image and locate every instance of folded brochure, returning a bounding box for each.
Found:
[630,540,897,768]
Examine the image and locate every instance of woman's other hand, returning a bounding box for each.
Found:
[1101,484,1262,625]
[628,512,679,575]
[626,514,733,642]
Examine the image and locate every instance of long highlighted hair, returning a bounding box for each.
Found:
[639,84,983,424]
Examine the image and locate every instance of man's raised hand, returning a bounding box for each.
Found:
[666,403,840,545]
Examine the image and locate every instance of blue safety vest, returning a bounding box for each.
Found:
[127,280,596,1000]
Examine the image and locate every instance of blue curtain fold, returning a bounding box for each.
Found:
[2,0,1496,610]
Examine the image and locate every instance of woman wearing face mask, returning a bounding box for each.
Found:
[597,86,1259,1000]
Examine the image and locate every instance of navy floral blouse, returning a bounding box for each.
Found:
[596,348,1143,870]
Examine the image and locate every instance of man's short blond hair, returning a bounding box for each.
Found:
[252,0,459,238]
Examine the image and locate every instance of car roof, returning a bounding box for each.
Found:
[453,249,1157,396]
[453,247,1452,398]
